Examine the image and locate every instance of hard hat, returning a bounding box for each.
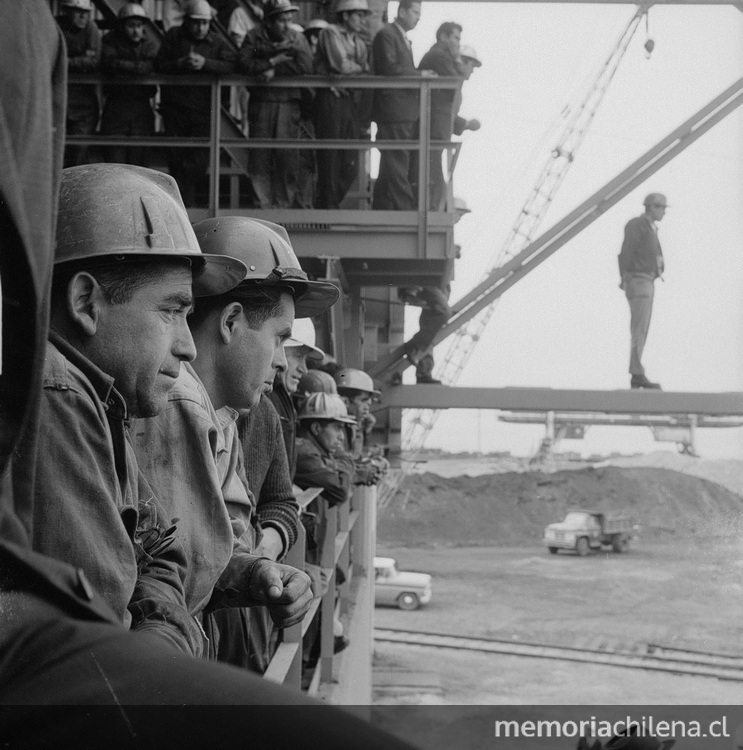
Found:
[60,0,93,9]
[459,45,482,67]
[119,3,149,20]
[298,392,356,424]
[297,370,338,395]
[285,318,324,360]
[55,165,246,298]
[264,0,300,17]
[643,192,668,208]
[192,217,339,315]
[305,18,330,32]
[288,22,305,33]
[453,197,471,215]
[185,0,213,20]
[334,368,381,397]
[335,0,371,14]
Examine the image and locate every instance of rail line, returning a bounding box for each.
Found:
[374,627,743,682]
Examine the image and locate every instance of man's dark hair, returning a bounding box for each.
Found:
[436,22,462,41]
[188,286,290,331]
[398,0,420,12]
[51,258,187,309]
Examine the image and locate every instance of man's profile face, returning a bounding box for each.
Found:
[267,13,292,40]
[648,200,667,223]
[186,17,210,40]
[224,292,294,409]
[397,2,421,32]
[123,18,146,44]
[443,28,460,54]
[89,265,196,418]
[65,7,91,29]
[347,392,371,420]
[282,345,310,394]
[343,10,366,33]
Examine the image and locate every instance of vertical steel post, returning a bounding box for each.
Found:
[416,79,431,256]
[209,79,221,217]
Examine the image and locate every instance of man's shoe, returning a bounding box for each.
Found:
[417,376,443,385]
[631,374,662,390]
[334,636,350,654]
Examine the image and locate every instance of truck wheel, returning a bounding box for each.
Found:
[397,592,420,611]
[548,547,558,555]
[612,535,630,553]
[575,537,589,556]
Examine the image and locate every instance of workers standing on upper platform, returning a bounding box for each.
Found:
[618,192,668,390]
[372,0,437,210]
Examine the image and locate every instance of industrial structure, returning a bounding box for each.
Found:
[70,0,743,705]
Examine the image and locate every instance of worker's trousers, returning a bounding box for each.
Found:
[624,274,655,376]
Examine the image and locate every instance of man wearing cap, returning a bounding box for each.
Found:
[31,164,247,656]
[56,0,101,168]
[313,0,372,209]
[157,0,237,206]
[100,4,160,167]
[618,193,668,389]
[418,22,467,210]
[132,217,338,657]
[240,0,313,209]
[452,44,482,137]
[371,0,436,211]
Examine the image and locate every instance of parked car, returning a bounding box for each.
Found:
[543,509,634,556]
[373,556,432,610]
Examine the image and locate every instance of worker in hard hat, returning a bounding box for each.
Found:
[100,4,160,167]
[30,164,248,657]
[313,0,372,209]
[453,43,482,136]
[418,22,468,210]
[239,0,313,209]
[132,216,338,658]
[618,192,668,389]
[304,17,330,56]
[157,0,237,206]
[55,0,101,168]
[220,317,323,672]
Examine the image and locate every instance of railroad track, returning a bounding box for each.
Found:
[374,627,743,682]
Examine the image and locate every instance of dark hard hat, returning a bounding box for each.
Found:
[193,217,339,316]
[55,165,246,297]
[264,0,300,17]
[335,368,381,397]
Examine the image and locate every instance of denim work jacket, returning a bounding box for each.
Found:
[32,333,202,655]
[132,362,267,618]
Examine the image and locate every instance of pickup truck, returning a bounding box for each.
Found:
[543,509,634,556]
[373,556,433,610]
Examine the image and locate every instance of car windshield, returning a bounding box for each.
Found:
[561,512,595,529]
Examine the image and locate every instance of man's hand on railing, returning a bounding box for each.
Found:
[420,70,438,78]
[248,559,313,628]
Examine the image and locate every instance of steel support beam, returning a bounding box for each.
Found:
[378,386,743,415]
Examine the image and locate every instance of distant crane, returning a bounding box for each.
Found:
[379,6,649,509]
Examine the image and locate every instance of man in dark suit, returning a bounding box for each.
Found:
[618,192,668,389]
[371,0,436,210]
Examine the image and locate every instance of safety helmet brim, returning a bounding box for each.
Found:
[285,338,324,360]
[298,413,356,424]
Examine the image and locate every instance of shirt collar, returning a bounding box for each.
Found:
[393,20,410,42]
[48,329,128,420]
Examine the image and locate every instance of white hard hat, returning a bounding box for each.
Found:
[460,45,482,67]
[60,0,93,9]
[119,3,149,20]
[185,0,213,20]
[298,392,356,424]
[285,318,324,360]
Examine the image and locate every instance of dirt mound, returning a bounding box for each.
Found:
[377,466,743,546]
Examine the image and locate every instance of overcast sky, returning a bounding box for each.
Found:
[394,1,743,459]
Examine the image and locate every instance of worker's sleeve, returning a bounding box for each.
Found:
[373,28,418,77]
[201,35,237,74]
[295,444,351,507]
[318,27,364,75]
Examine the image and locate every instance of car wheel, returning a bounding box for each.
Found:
[397,592,420,611]
[612,535,630,553]
[575,537,589,556]
[548,547,558,555]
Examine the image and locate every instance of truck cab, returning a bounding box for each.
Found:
[543,509,633,556]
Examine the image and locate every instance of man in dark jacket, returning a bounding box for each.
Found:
[618,192,668,389]
[157,0,237,205]
[418,22,466,210]
[101,3,160,166]
[240,0,313,208]
[56,0,101,167]
[371,0,435,210]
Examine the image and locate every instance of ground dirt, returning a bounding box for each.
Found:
[372,463,743,719]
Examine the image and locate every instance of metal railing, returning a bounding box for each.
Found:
[68,73,463,240]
